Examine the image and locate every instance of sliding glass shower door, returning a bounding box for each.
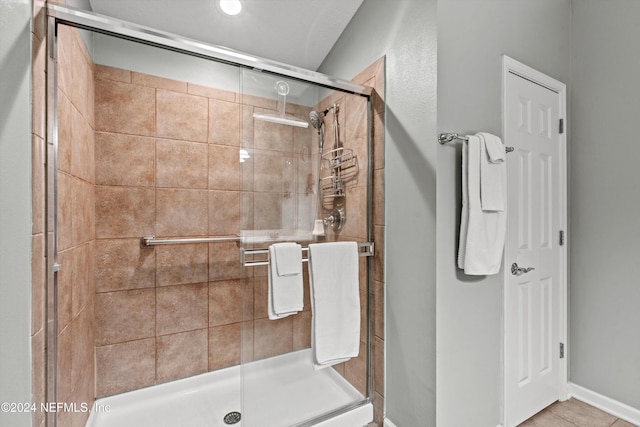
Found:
[239,69,372,426]
[48,7,372,426]
[52,22,248,427]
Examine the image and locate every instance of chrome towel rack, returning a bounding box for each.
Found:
[141,235,240,247]
[140,235,374,267]
[241,242,374,267]
[439,133,514,153]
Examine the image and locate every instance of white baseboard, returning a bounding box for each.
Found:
[383,387,638,427]
[383,418,398,427]
[569,382,640,425]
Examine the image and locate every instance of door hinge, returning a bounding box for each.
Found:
[560,342,565,359]
[559,230,565,246]
[559,118,565,134]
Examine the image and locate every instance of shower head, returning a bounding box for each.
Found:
[310,107,332,130]
[309,110,325,130]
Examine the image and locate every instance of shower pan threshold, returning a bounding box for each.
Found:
[85,348,372,427]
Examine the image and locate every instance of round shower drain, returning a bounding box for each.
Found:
[223,411,241,425]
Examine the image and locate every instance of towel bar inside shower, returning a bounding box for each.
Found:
[439,132,515,153]
[141,235,374,267]
[240,242,374,267]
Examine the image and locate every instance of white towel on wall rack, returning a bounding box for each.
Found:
[458,134,507,275]
[307,242,360,370]
[479,132,506,212]
[268,243,303,320]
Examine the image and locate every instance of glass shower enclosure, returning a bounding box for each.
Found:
[46,5,373,427]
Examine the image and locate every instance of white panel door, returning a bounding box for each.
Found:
[504,65,565,427]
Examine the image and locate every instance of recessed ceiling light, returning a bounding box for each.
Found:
[219,0,243,16]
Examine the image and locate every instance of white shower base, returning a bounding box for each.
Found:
[85,349,372,427]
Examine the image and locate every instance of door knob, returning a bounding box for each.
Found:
[511,262,535,276]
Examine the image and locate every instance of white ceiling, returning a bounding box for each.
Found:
[88,0,364,71]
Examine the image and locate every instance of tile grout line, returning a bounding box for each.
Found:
[607,418,621,427]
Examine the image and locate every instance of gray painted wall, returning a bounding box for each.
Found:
[570,0,640,410]
[0,1,33,426]
[320,1,438,425]
[437,1,571,426]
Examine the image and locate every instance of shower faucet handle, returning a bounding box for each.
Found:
[323,207,345,233]
[511,262,535,276]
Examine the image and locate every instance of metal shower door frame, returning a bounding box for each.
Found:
[45,5,374,427]
[47,5,372,97]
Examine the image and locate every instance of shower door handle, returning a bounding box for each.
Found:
[511,262,535,276]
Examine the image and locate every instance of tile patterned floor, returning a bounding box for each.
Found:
[519,398,638,427]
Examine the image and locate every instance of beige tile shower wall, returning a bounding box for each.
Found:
[314,58,385,421]
[233,95,314,359]
[313,89,369,395]
[31,5,383,426]
[238,94,314,366]
[240,96,314,231]
[93,66,314,397]
[55,24,97,427]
